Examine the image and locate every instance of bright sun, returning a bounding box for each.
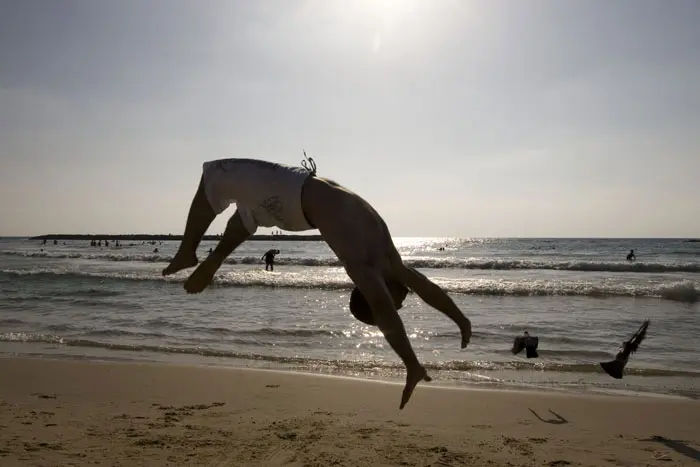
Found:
[369,0,406,19]
[348,0,420,53]
[315,0,434,55]
[360,0,414,25]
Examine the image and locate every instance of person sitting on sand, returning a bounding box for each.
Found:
[161,156,472,410]
[626,249,636,261]
[261,249,280,271]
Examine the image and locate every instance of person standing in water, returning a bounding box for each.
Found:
[161,156,472,410]
[626,249,636,261]
[262,248,280,271]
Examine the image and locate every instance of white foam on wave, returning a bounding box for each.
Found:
[3,267,698,303]
[657,280,699,303]
[3,250,700,273]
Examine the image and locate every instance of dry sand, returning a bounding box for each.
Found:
[0,357,698,466]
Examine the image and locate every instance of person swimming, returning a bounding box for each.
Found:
[161,155,472,410]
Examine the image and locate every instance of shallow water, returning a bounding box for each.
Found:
[1,237,698,398]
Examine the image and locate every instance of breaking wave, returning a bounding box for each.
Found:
[2,268,698,303]
[3,250,700,273]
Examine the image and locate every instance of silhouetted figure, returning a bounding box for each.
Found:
[600,319,650,379]
[626,249,636,261]
[161,156,473,410]
[262,249,280,271]
[512,331,539,358]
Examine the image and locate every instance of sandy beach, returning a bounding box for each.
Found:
[0,357,698,467]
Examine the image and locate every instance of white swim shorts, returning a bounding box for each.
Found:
[201,158,315,234]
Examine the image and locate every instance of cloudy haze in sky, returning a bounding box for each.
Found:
[1,0,698,237]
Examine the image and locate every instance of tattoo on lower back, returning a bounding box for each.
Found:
[261,196,285,222]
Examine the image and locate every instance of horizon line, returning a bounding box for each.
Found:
[4,234,699,241]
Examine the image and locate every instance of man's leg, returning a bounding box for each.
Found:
[300,176,430,407]
[395,264,472,348]
[163,176,216,276]
[345,262,431,410]
[184,211,251,294]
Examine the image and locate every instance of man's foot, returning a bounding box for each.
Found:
[184,258,220,294]
[162,252,198,276]
[399,365,431,410]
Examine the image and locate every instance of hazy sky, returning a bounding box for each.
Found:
[1,0,698,237]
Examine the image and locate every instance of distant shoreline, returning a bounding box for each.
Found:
[17,235,700,242]
[30,234,324,242]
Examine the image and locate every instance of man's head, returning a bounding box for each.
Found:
[349,279,409,325]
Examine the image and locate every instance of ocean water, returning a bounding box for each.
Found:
[1,237,699,399]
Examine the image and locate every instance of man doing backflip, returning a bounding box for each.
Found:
[162,157,472,409]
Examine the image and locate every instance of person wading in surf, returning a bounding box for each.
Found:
[162,154,472,410]
[261,248,280,271]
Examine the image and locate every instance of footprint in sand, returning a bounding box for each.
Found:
[23,442,64,452]
[502,436,533,457]
[263,446,302,467]
[425,446,471,466]
[385,420,410,427]
[276,432,298,441]
[354,427,380,439]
